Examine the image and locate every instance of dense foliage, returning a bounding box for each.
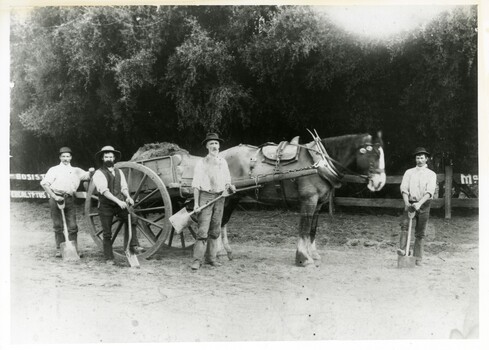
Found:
[10,5,478,174]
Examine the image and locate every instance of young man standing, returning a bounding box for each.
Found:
[92,146,141,265]
[40,147,93,258]
[190,133,236,270]
[398,147,437,266]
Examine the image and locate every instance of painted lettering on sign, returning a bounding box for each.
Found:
[10,191,48,198]
[460,174,478,185]
[10,174,46,180]
[10,191,87,199]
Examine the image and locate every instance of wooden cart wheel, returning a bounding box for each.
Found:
[163,208,198,251]
[84,162,173,259]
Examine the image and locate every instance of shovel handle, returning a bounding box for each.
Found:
[191,185,262,215]
[405,216,413,256]
[126,212,132,252]
[57,202,70,241]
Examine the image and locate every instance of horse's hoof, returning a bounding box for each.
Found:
[216,250,227,258]
[295,257,314,267]
[227,251,234,261]
[311,252,321,261]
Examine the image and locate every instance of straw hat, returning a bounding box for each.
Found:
[95,145,121,160]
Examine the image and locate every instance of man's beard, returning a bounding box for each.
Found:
[104,160,114,168]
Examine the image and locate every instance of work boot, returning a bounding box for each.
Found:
[55,248,62,258]
[205,238,222,267]
[130,246,145,254]
[191,260,201,270]
[191,240,206,270]
[414,238,424,266]
[74,239,83,258]
[103,238,114,260]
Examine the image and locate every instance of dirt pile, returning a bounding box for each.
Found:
[130,142,189,161]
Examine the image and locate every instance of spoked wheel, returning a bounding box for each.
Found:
[84,162,173,259]
[163,209,198,251]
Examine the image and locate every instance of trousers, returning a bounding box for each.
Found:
[400,200,431,259]
[49,195,78,248]
[99,204,139,259]
[196,191,225,240]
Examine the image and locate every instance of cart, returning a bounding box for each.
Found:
[84,152,318,259]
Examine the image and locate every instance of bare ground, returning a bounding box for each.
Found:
[9,201,479,343]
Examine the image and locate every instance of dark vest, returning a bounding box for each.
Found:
[98,167,125,207]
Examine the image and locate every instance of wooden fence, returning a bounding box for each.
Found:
[10,166,478,219]
[331,166,478,219]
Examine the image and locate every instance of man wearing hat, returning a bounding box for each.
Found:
[398,147,437,266]
[92,146,142,265]
[190,133,236,270]
[41,147,94,258]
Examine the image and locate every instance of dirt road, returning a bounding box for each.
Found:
[9,201,479,343]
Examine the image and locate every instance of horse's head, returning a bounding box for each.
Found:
[355,132,386,192]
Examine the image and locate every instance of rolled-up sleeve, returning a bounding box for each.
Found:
[40,167,55,187]
[119,169,128,193]
[222,159,231,185]
[400,170,410,195]
[191,160,204,189]
[425,171,437,198]
[77,168,91,181]
[92,170,108,194]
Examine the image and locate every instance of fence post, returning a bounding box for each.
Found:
[329,188,335,216]
[444,165,453,219]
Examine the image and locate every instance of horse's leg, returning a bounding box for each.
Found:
[216,197,239,260]
[309,202,324,265]
[220,224,233,260]
[296,197,318,267]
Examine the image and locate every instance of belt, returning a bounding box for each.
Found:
[53,191,74,198]
[201,190,223,195]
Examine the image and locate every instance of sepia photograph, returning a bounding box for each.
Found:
[2,0,487,348]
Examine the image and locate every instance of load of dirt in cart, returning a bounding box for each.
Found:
[131,142,189,161]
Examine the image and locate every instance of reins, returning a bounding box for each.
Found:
[295,144,369,181]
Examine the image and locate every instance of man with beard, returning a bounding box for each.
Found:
[41,147,94,258]
[92,146,142,265]
[190,133,236,270]
[397,147,437,266]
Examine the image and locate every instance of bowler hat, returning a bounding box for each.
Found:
[95,145,121,160]
[59,147,72,155]
[202,132,224,146]
[413,147,430,157]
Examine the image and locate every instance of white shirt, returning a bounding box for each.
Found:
[92,168,128,195]
[400,165,437,202]
[40,163,90,195]
[192,155,231,193]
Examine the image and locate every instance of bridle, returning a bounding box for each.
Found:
[297,141,384,181]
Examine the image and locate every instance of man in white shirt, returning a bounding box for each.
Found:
[40,147,93,258]
[398,147,437,266]
[190,133,236,270]
[92,146,141,265]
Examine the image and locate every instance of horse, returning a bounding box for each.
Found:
[218,132,386,267]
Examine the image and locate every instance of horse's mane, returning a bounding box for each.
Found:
[322,134,371,159]
[130,142,189,161]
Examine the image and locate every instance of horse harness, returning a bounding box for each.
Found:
[247,135,383,208]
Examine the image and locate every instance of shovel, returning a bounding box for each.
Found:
[125,212,140,268]
[397,208,416,268]
[57,200,80,261]
[169,185,261,233]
